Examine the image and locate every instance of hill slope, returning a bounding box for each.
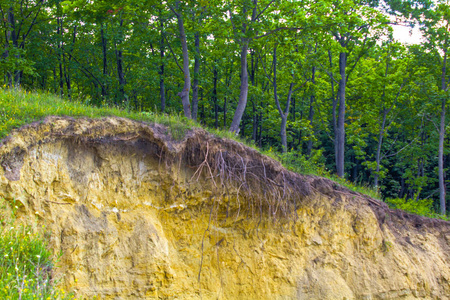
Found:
[0,115,449,299]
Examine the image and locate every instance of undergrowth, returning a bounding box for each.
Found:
[279,150,382,200]
[1,87,448,221]
[384,196,450,221]
[0,199,75,299]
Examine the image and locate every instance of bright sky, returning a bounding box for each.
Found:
[392,24,424,44]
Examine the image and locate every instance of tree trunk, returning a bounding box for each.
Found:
[174,5,192,119]
[64,25,77,101]
[192,32,200,120]
[7,7,20,87]
[224,97,227,129]
[101,24,108,98]
[252,99,258,141]
[213,66,218,128]
[158,12,166,112]
[336,52,347,177]
[280,115,288,153]
[439,99,446,214]
[229,40,249,133]
[307,65,316,157]
[57,18,64,97]
[272,46,293,153]
[115,18,126,103]
[115,47,125,101]
[329,51,339,174]
[374,108,388,188]
[439,45,447,214]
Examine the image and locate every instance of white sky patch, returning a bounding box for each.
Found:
[392,24,423,44]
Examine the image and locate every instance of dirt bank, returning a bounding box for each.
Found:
[1,116,449,299]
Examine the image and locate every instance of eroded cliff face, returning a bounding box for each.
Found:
[0,116,449,300]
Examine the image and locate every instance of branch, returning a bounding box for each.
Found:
[17,0,43,42]
[346,37,368,81]
[164,34,184,73]
[167,4,180,18]
[254,27,303,39]
[382,136,418,160]
[19,0,43,48]
[284,81,294,115]
[316,60,338,84]
[63,52,104,88]
[257,50,273,85]
[254,0,275,21]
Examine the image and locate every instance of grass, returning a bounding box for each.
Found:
[0,87,195,141]
[0,199,75,299]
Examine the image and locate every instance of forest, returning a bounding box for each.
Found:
[1,0,450,217]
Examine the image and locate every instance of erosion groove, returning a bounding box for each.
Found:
[0,116,449,299]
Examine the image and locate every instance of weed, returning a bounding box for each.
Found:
[381,240,393,253]
[0,198,74,299]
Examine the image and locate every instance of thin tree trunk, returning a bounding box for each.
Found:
[439,99,446,214]
[224,97,227,129]
[57,18,64,97]
[101,24,108,98]
[53,68,58,93]
[229,40,249,133]
[192,32,200,120]
[64,25,77,101]
[336,52,347,177]
[307,65,316,157]
[272,46,293,153]
[115,18,126,103]
[7,7,20,87]
[251,50,257,140]
[252,99,257,141]
[200,88,204,121]
[4,7,12,87]
[213,66,218,128]
[115,47,125,101]
[329,50,339,173]
[439,44,447,214]
[159,18,166,112]
[280,116,288,152]
[374,108,388,187]
[172,3,191,119]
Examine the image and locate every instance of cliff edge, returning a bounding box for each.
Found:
[0,116,449,299]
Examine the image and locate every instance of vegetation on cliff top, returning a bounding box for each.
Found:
[0,87,448,221]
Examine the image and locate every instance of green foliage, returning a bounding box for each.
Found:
[385,196,450,221]
[0,199,74,299]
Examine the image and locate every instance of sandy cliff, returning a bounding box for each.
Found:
[0,116,449,299]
